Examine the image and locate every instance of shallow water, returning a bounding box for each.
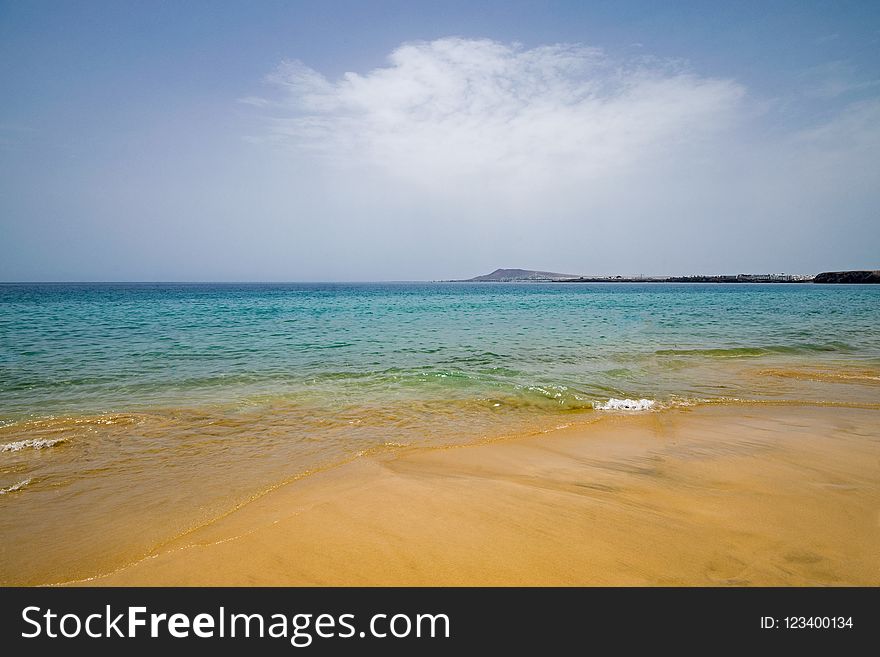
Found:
[1,282,879,583]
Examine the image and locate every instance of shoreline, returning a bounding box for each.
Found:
[77,403,879,587]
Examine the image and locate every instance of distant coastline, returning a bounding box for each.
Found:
[450,268,880,284]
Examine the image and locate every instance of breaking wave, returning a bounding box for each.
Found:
[0,478,32,495]
[0,437,67,453]
[594,398,657,411]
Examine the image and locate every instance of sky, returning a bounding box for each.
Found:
[1,0,878,281]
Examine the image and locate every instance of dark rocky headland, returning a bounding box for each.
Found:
[813,270,880,284]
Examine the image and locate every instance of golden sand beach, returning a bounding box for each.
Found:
[85,404,879,586]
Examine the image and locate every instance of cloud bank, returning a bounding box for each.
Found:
[240,38,879,277]
[260,39,745,193]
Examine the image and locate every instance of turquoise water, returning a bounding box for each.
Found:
[3,282,880,417]
[2,282,879,421]
[1,282,879,584]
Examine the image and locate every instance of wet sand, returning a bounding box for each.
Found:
[88,405,879,586]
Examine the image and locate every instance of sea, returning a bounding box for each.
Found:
[1,282,879,583]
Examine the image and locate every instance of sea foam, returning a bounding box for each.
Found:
[0,478,31,495]
[0,437,67,452]
[594,398,656,411]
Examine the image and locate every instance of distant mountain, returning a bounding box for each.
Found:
[462,268,579,282]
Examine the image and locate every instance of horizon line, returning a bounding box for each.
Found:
[3,268,879,285]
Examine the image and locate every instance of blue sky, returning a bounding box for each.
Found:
[1,1,878,280]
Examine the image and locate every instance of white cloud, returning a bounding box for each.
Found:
[254,38,745,195]
[235,38,880,277]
